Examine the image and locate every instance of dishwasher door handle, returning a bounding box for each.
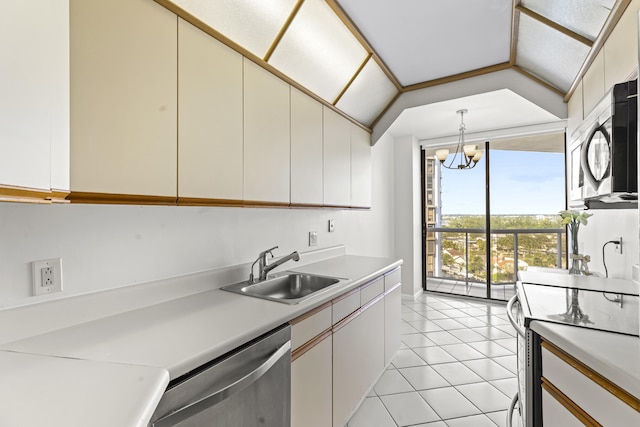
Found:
[153,340,291,427]
[506,294,525,337]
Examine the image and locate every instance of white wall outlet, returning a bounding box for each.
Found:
[309,231,318,246]
[32,258,63,296]
[615,237,623,254]
[328,219,335,232]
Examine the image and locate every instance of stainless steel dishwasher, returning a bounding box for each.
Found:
[149,324,291,427]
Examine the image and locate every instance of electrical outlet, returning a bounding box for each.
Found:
[328,219,335,232]
[32,258,63,296]
[309,231,318,247]
[615,237,623,254]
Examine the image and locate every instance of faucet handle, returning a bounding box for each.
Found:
[261,246,278,258]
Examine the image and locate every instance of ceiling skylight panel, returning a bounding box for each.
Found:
[516,13,590,92]
[336,57,398,125]
[165,0,297,58]
[521,0,615,41]
[268,0,369,102]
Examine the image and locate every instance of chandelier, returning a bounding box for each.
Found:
[434,109,483,170]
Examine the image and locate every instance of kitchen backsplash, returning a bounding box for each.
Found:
[577,208,639,279]
[0,137,395,310]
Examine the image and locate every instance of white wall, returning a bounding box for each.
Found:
[393,135,422,297]
[0,135,396,309]
[577,210,639,279]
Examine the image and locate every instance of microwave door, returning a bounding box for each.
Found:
[580,120,612,198]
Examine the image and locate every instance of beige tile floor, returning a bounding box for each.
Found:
[348,292,520,427]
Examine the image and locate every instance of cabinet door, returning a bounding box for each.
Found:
[290,88,323,206]
[542,389,585,427]
[323,107,351,207]
[291,334,332,427]
[360,296,385,394]
[243,59,290,204]
[0,0,68,193]
[582,50,605,116]
[350,124,372,208]
[70,0,177,197]
[385,284,402,366]
[177,18,243,201]
[603,2,639,90]
[541,343,640,426]
[333,312,363,427]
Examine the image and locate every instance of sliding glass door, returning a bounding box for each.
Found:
[423,134,566,301]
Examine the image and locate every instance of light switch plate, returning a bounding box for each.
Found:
[309,231,318,246]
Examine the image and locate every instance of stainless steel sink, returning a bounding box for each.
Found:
[221,272,344,304]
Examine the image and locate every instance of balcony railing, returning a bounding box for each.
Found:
[426,227,566,285]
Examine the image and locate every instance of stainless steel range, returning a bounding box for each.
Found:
[506,278,639,427]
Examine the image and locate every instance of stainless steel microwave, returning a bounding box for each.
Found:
[569,79,637,208]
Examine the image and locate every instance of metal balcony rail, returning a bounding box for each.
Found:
[427,227,566,285]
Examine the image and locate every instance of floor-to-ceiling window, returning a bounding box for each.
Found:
[423,134,566,300]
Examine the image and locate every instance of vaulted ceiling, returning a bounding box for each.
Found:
[157,0,632,143]
[337,0,618,96]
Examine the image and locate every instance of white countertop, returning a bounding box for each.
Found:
[0,351,168,427]
[0,255,401,427]
[520,268,640,400]
[531,321,640,400]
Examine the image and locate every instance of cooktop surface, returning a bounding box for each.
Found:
[521,283,639,337]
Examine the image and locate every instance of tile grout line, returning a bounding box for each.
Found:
[349,291,518,427]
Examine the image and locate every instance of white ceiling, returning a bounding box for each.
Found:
[336,0,513,86]
[385,89,563,144]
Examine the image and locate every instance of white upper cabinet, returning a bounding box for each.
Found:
[70,0,177,197]
[603,1,640,90]
[291,88,323,206]
[582,50,605,116]
[323,107,351,207]
[350,125,372,208]
[177,18,243,201]
[243,59,291,204]
[0,0,69,194]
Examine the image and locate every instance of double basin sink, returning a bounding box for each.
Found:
[222,272,345,304]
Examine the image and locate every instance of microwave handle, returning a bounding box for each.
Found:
[506,392,519,427]
[580,122,609,190]
[506,295,525,337]
[152,340,291,427]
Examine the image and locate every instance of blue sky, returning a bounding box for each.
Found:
[440,150,565,215]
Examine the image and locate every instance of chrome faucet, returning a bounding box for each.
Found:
[249,246,300,282]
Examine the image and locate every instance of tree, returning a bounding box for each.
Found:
[442,253,455,267]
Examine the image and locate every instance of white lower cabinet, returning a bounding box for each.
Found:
[333,311,364,427]
[542,388,585,427]
[290,267,401,427]
[291,333,333,427]
[332,295,385,427]
[541,341,640,426]
[359,296,385,395]
[384,283,402,365]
